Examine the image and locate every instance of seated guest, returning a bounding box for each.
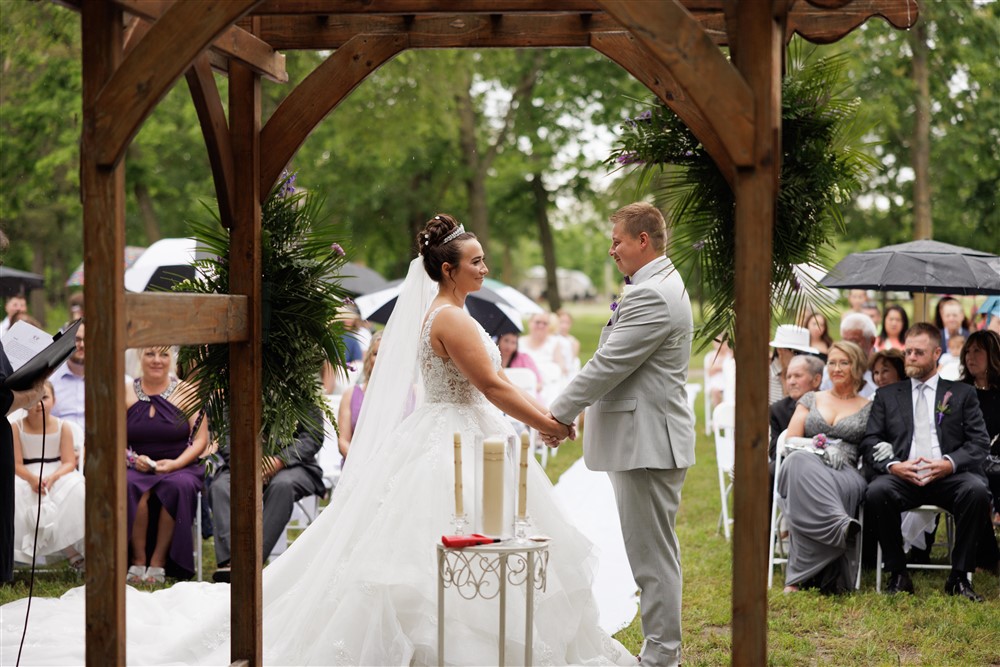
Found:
[12,381,85,570]
[555,309,581,376]
[861,323,991,601]
[211,404,326,581]
[778,342,871,594]
[126,347,209,585]
[875,305,909,352]
[768,325,818,405]
[769,354,824,463]
[870,348,905,391]
[821,313,878,398]
[935,296,970,351]
[801,311,832,361]
[338,332,382,459]
[497,331,542,396]
[938,333,965,379]
[862,302,882,332]
[706,338,734,408]
[958,330,1000,570]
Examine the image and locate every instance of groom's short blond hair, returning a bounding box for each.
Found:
[611,202,667,253]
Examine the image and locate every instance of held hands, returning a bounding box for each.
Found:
[539,413,575,448]
[872,441,894,463]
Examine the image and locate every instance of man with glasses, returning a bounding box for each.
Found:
[861,322,991,601]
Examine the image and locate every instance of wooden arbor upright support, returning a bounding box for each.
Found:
[67,1,917,665]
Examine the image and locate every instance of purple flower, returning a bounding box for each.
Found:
[330,243,345,257]
[692,240,706,251]
[812,433,828,449]
[610,301,619,313]
[616,152,645,166]
[344,297,354,305]
[278,171,297,197]
[126,448,138,468]
[936,391,953,424]
[637,110,653,122]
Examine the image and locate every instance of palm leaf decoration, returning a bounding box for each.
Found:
[607,46,880,350]
[174,173,351,455]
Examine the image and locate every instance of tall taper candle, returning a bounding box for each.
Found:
[453,432,463,516]
[482,438,505,535]
[518,432,530,518]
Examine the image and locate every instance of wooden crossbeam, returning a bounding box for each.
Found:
[255,13,622,50]
[125,293,249,347]
[788,0,919,44]
[91,1,265,168]
[251,0,604,14]
[113,0,287,83]
[186,54,237,229]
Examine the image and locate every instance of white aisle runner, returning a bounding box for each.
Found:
[553,457,638,634]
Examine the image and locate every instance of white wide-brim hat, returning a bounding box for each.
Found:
[768,324,819,354]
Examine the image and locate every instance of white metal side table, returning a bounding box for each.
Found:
[436,540,550,666]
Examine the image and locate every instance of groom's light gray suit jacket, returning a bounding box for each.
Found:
[550,256,695,472]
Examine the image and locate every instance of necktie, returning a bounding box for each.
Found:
[913,383,932,461]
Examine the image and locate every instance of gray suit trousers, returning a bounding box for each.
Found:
[210,467,317,565]
[608,467,686,667]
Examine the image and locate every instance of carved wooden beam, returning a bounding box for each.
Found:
[596,0,754,168]
[126,293,249,347]
[787,0,919,44]
[185,54,236,229]
[255,13,621,50]
[91,0,265,168]
[591,31,736,188]
[259,34,406,197]
[251,0,604,14]
[113,0,287,82]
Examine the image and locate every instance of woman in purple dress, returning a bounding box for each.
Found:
[125,347,208,584]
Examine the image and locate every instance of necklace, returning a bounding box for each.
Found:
[830,389,857,401]
[974,382,990,391]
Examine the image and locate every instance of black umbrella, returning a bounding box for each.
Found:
[0,266,45,297]
[329,262,389,297]
[355,281,525,337]
[820,240,1000,296]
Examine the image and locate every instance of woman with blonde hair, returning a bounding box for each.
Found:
[779,340,872,594]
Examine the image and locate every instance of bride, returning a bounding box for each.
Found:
[2,214,634,666]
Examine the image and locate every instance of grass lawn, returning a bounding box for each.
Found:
[4,303,997,664]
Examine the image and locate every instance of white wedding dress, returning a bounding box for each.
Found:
[1,259,632,666]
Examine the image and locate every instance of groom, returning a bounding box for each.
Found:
[547,202,694,667]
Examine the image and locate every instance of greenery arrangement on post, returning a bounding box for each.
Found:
[175,172,351,458]
[607,47,880,349]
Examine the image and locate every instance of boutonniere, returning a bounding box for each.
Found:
[607,276,632,326]
[936,391,953,425]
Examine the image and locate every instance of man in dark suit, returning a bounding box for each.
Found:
[210,404,326,581]
[862,322,991,601]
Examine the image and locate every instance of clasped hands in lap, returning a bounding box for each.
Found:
[872,441,954,486]
[540,413,576,447]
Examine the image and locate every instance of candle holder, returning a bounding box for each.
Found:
[451,513,468,535]
[513,515,533,544]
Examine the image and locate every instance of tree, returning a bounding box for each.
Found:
[837,3,999,250]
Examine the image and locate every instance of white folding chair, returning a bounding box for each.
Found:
[768,430,789,587]
[768,432,865,590]
[875,505,958,591]
[712,402,736,541]
[702,354,713,435]
[505,367,548,467]
[684,383,700,432]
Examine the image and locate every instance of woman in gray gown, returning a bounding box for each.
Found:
[779,341,872,594]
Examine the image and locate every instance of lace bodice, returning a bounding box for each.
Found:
[419,305,497,405]
[799,391,872,466]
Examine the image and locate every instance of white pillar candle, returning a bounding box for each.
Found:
[482,437,505,536]
[453,432,464,516]
[518,431,529,518]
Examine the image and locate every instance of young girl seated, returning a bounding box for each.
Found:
[12,380,86,570]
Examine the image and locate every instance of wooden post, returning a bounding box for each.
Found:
[730,2,785,665]
[228,54,264,664]
[80,2,127,665]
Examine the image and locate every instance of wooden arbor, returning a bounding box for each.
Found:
[66,1,917,665]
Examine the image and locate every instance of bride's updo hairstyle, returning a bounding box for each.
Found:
[417,213,475,283]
